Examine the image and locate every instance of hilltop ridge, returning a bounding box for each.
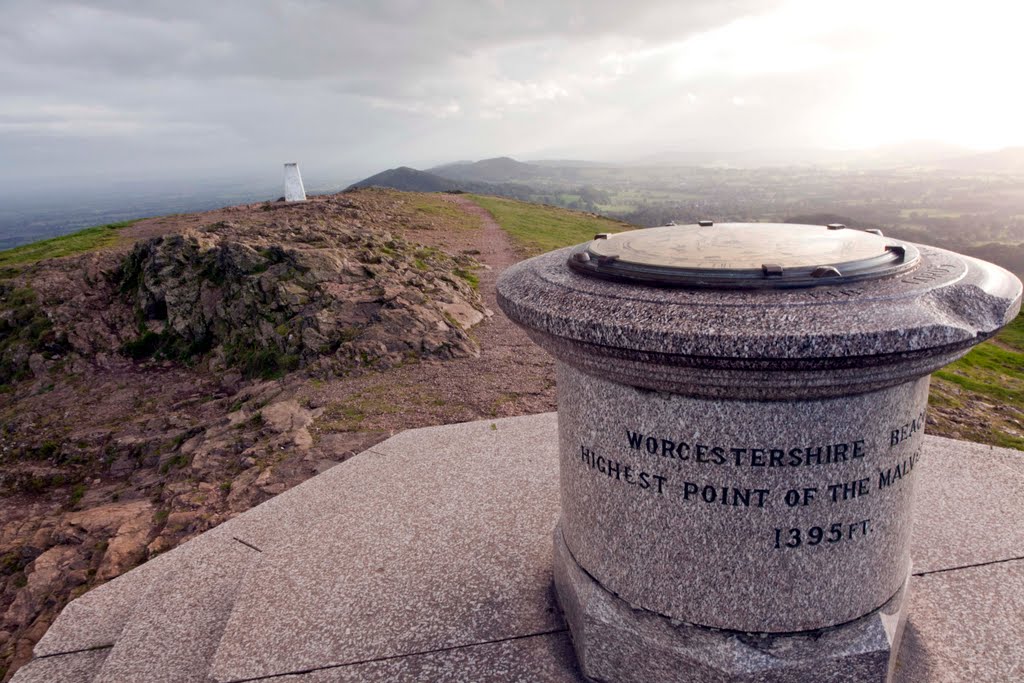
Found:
[346,167,464,193]
[0,188,1021,680]
[0,188,637,680]
[0,190,497,679]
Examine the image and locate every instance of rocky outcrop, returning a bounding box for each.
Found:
[120,216,485,378]
[0,190,494,680]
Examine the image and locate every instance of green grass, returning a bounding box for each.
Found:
[0,220,139,268]
[452,267,479,289]
[935,341,1024,404]
[406,195,482,231]
[931,313,1024,449]
[468,195,634,256]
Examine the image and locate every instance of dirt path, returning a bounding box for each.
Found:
[301,195,556,448]
[0,191,557,680]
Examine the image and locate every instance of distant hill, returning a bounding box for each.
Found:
[845,141,973,168]
[346,167,463,193]
[346,163,551,204]
[783,214,884,231]
[526,159,608,168]
[936,147,1024,174]
[428,156,544,183]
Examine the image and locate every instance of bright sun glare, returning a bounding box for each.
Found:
[666,0,1024,150]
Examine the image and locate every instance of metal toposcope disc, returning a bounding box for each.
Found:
[568,222,920,288]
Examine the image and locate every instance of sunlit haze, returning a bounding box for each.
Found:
[1,0,1022,188]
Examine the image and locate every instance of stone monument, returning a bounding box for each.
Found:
[283,162,306,202]
[497,222,1021,682]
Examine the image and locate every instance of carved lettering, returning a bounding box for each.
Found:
[773,519,871,549]
[624,428,865,468]
[878,449,921,489]
[890,409,927,447]
[579,445,667,495]
[681,481,769,508]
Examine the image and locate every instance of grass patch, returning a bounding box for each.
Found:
[0,220,139,268]
[468,195,634,256]
[121,329,213,363]
[0,284,64,386]
[929,314,1024,450]
[318,386,405,432]
[223,341,300,380]
[407,195,483,231]
[934,341,1024,405]
[69,483,87,507]
[159,453,191,473]
[452,267,479,289]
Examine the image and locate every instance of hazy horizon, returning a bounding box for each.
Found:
[2,0,1023,195]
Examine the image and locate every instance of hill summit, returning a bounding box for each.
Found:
[347,157,547,196]
[346,166,463,193]
[429,156,542,183]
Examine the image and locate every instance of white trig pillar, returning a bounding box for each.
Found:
[283,162,306,202]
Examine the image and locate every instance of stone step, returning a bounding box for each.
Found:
[210,413,565,682]
[91,540,258,683]
[30,511,261,662]
[15,415,1024,681]
[9,648,110,683]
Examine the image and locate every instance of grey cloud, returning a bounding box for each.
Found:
[7,0,1000,191]
[1,0,779,82]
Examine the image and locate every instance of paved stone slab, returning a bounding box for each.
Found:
[33,520,257,658]
[21,414,1024,683]
[911,436,1024,574]
[211,413,563,681]
[926,433,1024,475]
[213,413,559,552]
[10,648,109,683]
[895,559,1024,682]
[31,556,163,657]
[270,632,583,682]
[93,541,258,683]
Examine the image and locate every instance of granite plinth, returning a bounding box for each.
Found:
[554,525,906,683]
[497,245,1021,399]
[497,236,1021,681]
[558,363,925,632]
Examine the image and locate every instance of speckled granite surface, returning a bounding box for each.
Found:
[497,245,1021,398]
[210,414,565,681]
[554,524,906,683]
[495,234,1021,680]
[13,413,1024,682]
[8,648,109,683]
[92,540,258,683]
[496,244,1021,363]
[557,363,927,632]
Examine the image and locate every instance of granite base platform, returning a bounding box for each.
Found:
[11,413,1024,683]
[554,524,906,682]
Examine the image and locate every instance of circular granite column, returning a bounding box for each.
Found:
[497,223,1021,683]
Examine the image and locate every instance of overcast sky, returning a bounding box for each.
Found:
[2,0,1022,189]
